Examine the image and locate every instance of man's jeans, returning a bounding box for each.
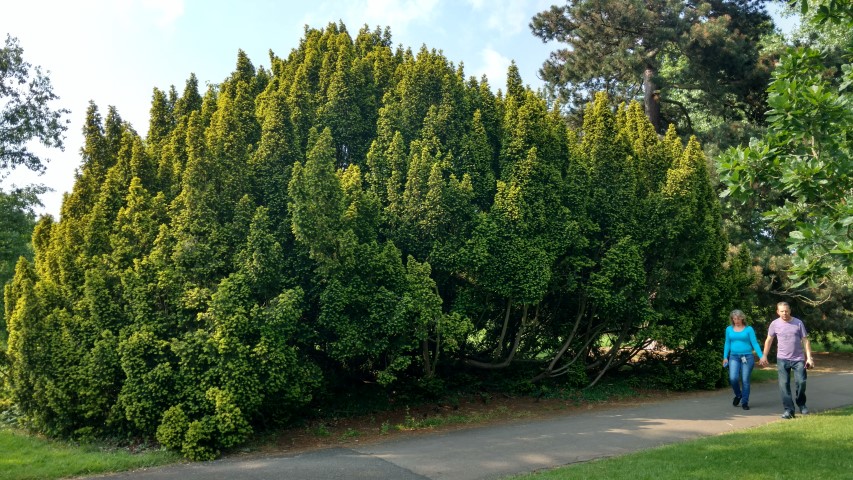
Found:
[728,354,755,404]
[777,358,807,412]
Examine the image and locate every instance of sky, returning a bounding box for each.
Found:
[2,0,796,218]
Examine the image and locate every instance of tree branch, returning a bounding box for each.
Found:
[465,304,529,369]
[659,97,694,134]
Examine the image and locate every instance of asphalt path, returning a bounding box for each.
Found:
[88,371,853,480]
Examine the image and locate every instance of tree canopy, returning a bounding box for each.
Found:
[719,0,853,286]
[530,0,777,142]
[0,35,69,178]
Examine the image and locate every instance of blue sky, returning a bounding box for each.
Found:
[2,0,795,217]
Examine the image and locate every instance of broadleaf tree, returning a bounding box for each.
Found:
[1,36,68,333]
[718,0,853,287]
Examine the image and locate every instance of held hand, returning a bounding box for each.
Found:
[758,358,769,367]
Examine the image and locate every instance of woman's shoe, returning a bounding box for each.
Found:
[732,396,741,406]
[742,404,750,410]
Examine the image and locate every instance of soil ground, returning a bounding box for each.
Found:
[234,351,853,459]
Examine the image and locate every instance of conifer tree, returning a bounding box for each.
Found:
[147,87,174,154]
[0,187,43,299]
[173,74,203,121]
[365,109,394,203]
[289,127,345,266]
[531,0,776,135]
[316,30,372,166]
[2,22,743,459]
[62,103,110,220]
[251,87,300,232]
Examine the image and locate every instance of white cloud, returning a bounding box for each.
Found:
[478,46,510,89]
[141,0,185,28]
[364,0,440,27]
[320,0,440,34]
[474,0,551,37]
[488,3,525,35]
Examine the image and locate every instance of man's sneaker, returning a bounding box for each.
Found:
[733,396,741,406]
[781,410,795,419]
[800,406,809,415]
[742,404,750,410]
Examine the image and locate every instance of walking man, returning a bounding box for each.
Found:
[759,302,814,419]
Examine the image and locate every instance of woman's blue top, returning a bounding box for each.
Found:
[723,325,764,359]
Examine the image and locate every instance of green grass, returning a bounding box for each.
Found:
[812,333,853,353]
[0,427,181,480]
[751,366,778,383]
[510,405,853,480]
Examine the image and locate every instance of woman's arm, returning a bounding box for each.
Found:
[747,326,763,359]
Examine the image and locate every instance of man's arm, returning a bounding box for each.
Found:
[803,337,813,368]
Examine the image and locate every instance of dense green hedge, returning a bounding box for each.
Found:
[2,23,753,459]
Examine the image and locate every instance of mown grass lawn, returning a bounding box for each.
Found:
[0,427,181,480]
[511,405,853,480]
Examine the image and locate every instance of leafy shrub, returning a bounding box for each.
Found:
[156,405,189,451]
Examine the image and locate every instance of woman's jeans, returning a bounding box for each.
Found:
[777,358,807,413]
[728,354,755,404]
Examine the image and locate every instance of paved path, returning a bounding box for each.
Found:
[89,371,853,480]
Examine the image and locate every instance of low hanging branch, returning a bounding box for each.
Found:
[465,303,529,369]
[659,97,694,134]
[585,317,634,389]
[546,323,606,378]
[533,295,588,381]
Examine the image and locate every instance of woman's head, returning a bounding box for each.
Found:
[730,309,746,326]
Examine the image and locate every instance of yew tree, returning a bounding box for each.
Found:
[3,21,745,459]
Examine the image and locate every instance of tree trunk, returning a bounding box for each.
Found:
[643,66,662,134]
[586,318,633,388]
[493,298,512,358]
[534,295,586,381]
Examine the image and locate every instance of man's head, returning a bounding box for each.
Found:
[776,302,792,321]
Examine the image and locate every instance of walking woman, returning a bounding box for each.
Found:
[723,309,765,410]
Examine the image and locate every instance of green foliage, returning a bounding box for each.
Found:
[0,426,180,480]
[0,35,69,176]
[0,186,44,327]
[719,2,853,286]
[289,127,345,265]
[156,405,189,451]
[640,348,725,391]
[181,415,219,461]
[1,36,68,338]
[2,23,741,460]
[530,0,777,144]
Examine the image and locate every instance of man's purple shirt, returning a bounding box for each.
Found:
[768,317,808,361]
